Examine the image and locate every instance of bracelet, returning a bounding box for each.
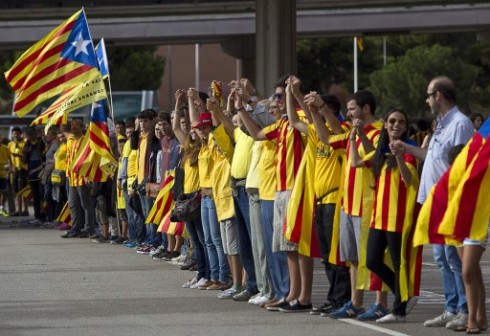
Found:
[349,136,356,141]
[237,107,245,111]
[316,103,325,109]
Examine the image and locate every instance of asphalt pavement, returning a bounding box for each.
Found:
[0,215,489,336]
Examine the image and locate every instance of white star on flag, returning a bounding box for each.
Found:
[71,33,91,56]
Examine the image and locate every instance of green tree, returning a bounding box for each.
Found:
[107,45,165,91]
[369,44,480,118]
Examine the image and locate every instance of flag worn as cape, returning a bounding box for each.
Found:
[284,126,319,258]
[414,132,484,246]
[146,175,175,225]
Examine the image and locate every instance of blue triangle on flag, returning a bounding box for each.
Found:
[479,117,490,139]
[61,11,98,68]
[91,100,108,123]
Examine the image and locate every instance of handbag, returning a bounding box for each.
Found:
[50,169,66,186]
[170,192,202,222]
[145,182,161,199]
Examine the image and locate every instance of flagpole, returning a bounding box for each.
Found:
[354,36,358,93]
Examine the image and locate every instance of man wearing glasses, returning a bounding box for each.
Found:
[393,76,473,329]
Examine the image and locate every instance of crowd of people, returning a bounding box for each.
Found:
[3,74,487,334]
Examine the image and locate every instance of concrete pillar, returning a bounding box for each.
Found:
[255,0,296,98]
[220,36,256,84]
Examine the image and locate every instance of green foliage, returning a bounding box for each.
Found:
[107,45,165,91]
[297,33,490,119]
[369,44,480,117]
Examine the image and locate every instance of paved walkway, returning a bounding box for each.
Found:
[0,218,488,336]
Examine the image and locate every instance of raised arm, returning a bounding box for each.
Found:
[172,89,188,144]
[187,88,200,125]
[349,128,365,167]
[207,97,235,140]
[288,75,312,123]
[286,81,308,135]
[236,98,266,141]
[392,140,427,161]
[305,92,331,145]
[354,118,375,155]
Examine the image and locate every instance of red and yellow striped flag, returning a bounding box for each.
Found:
[4,9,100,117]
[414,133,484,246]
[284,132,320,258]
[71,131,110,182]
[70,101,116,182]
[438,134,490,243]
[146,175,175,225]
[56,202,72,226]
[158,212,185,236]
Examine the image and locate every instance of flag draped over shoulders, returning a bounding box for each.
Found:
[284,132,319,258]
[71,100,116,182]
[414,131,486,246]
[5,9,99,117]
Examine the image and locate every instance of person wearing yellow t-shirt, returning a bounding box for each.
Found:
[119,117,146,247]
[8,127,28,216]
[61,119,96,238]
[0,138,12,217]
[289,80,352,315]
[318,90,388,320]
[188,87,230,290]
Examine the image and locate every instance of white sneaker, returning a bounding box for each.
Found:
[252,295,270,306]
[406,296,418,314]
[149,246,165,256]
[377,313,406,323]
[424,310,456,327]
[172,254,187,263]
[190,277,208,289]
[182,277,198,288]
[446,312,468,330]
[217,288,240,299]
[248,293,262,304]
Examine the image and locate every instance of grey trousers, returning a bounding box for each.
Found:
[248,192,273,298]
[69,185,96,233]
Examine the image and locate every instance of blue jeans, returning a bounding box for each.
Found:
[233,186,257,293]
[433,244,467,313]
[138,190,157,246]
[201,196,230,283]
[186,218,209,280]
[261,200,289,299]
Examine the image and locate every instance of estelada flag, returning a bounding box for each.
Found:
[5,9,100,117]
[146,175,175,225]
[414,132,484,246]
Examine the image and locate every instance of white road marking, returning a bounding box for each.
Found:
[341,319,412,336]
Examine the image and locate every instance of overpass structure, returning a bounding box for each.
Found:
[2,0,490,96]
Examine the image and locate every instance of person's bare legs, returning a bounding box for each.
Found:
[228,255,243,288]
[376,290,388,308]
[459,244,487,331]
[297,254,314,305]
[173,235,183,253]
[120,218,128,240]
[286,251,300,302]
[167,234,175,252]
[350,261,364,308]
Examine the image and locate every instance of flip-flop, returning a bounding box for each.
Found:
[466,327,481,335]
